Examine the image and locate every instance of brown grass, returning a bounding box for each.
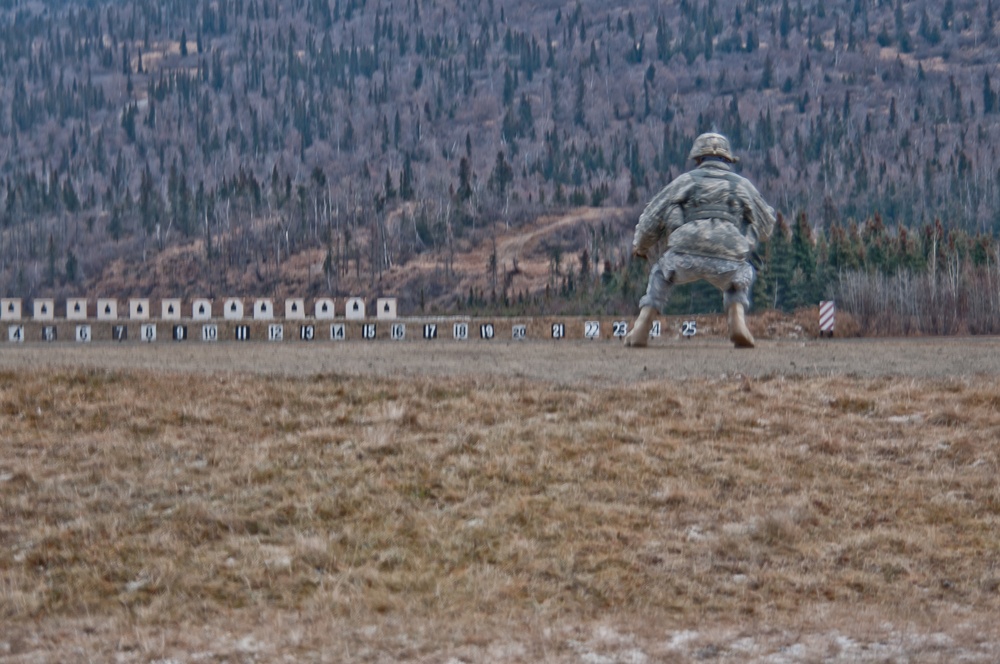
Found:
[2,367,1000,661]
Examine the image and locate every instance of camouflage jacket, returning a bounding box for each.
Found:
[632,160,776,262]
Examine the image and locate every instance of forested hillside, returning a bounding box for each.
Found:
[1,0,999,315]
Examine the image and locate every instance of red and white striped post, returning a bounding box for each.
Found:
[819,300,835,337]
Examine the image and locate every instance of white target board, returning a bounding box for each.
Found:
[345,297,365,320]
[612,321,629,338]
[315,298,336,319]
[376,298,397,320]
[67,298,88,320]
[33,299,55,321]
[192,299,212,320]
[584,321,600,339]
[254,299,274,320]
[129,299,151,320]
[512,324,527,340]
[2,298,22,320]
[8,325,24,343]
[284,298,306,320]
[223,298,244,320]
[97,299,118,320]
[161,299,182,320]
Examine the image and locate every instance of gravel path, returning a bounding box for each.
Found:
[3,336,999,382]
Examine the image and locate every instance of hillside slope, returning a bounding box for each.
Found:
[1,0,998,311]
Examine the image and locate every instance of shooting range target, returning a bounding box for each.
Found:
[285,298,306,320]
[129,299,150,320]
[192,299,213,320]
[162,299,182,320]
[254,299,274,320]
[67,298,88,320]
[97,299,118,320]
[346,297,365,320]
[223,298,244,320]
[2,298,22,320]
[33,299,55,321]
[377,298,398,319]
[315,298,336,319]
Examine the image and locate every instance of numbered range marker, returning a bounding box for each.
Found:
[331,324,346,341]
[391,323,406,340]
[112,325,128,342]
[76,325,92,343]
[479,323,495,340]
[423,323,438,340]
[172,325,188,341]
[650,321,662,338]
[362,323,377,340]
[612,321,629,338]
[681,320,698,338]
[202,324,219,342]
[512,324,527,340]
[453,323,469,340]
[584,321,600,339]
[268,324,284,341]
[41,326,57,342]
[551,323,565,339]
[141,324,157,343]
[8,325,24,343]
[235,325,251,341]
[299,325,315,341]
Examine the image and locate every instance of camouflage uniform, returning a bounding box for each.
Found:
[632,137,775,314]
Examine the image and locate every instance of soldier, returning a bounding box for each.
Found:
[624,132,776,348]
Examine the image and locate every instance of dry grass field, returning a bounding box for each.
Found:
[2,337,1000,662]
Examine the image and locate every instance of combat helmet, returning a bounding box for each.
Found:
[689,132,738,163]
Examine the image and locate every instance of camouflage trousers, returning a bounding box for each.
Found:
[639,250,755,313]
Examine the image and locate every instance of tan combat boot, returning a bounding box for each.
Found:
[624,306,655,347]
[728,302,755,348]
